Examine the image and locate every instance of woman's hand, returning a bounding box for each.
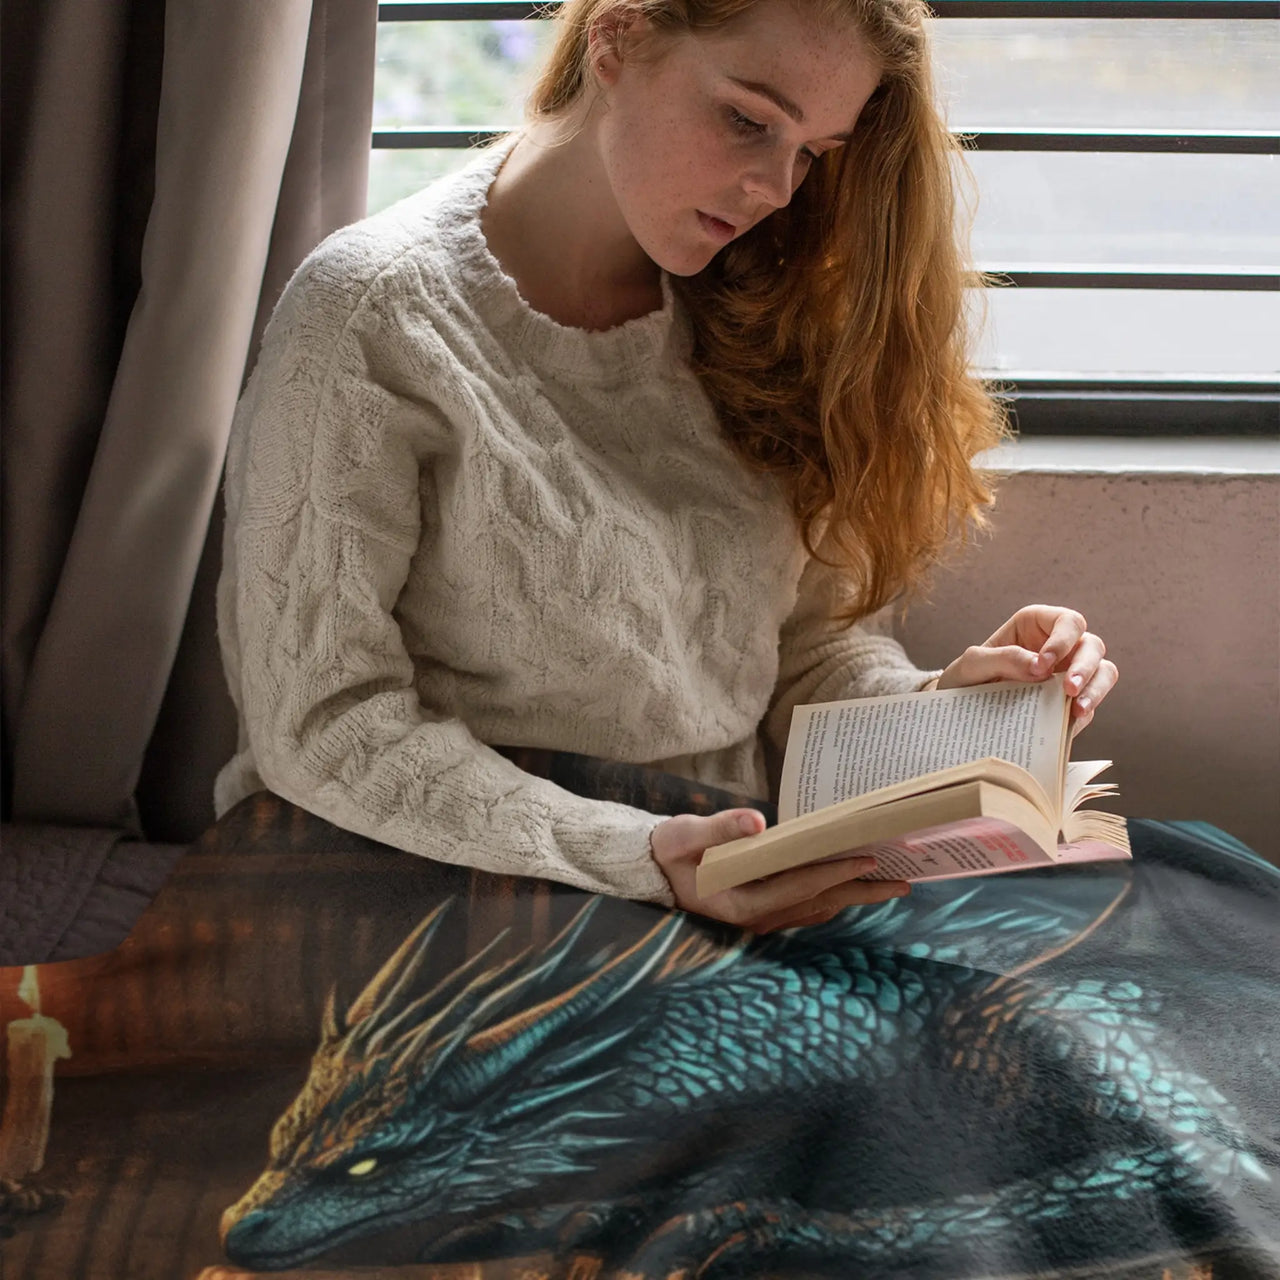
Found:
[649,809,910,933]
[935,604,1117,736]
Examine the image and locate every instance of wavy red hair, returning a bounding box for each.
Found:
[526,0,1010,623]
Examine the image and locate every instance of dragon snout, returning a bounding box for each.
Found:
[220,1169,288,1250]
[222,1207,273,1252]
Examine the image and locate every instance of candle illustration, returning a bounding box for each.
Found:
[0,967,72,1178]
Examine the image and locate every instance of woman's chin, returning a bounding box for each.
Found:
[647,240,729,278]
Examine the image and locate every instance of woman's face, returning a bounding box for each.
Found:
[593,0,882,276]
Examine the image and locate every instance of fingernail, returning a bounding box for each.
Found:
[1077,695,1091,710]
[739,814,757,835]
[1037,651,1054,669]
[892,885,911,897]
[1067,673,1083,691]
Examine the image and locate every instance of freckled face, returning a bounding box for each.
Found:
[593,0,882,276]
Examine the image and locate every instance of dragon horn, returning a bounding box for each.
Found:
[374,938,531,1061]
[344,900,453,1035]
[355,898,602,1056]
[449,900,607,1029]
[383,900,605,1070]
[432,914,686,1106]
[320,985,343,1046]
[501,899,606,999]
[392,980,502,1080]
[383,923,522,1034]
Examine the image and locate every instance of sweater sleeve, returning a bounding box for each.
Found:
[220,249,673,906]
[761,555,943,770]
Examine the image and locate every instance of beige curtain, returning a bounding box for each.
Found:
[1,0,378,958]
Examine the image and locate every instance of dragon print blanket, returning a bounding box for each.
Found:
[2,752,1278,1279]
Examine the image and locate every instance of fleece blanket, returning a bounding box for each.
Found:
[2,752,1278,1279]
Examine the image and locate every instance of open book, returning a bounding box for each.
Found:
[696,674,1131,896]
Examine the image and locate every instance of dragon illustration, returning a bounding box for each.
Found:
[221,823,1276,1277]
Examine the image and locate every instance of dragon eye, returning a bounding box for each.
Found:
[347,1157,379,1177]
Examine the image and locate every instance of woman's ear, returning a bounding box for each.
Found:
[588,7,650,87]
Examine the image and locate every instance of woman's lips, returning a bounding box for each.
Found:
[697,211,737,244]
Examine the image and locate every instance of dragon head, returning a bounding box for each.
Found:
[220,897,687,1269]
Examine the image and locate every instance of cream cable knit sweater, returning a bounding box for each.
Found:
[214,134,937,907]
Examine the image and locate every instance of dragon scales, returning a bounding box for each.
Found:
[220,851,1274,1277]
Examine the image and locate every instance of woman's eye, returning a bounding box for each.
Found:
[728,108,820,166]
[728,108,766,136]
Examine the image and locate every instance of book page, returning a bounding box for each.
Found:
[837,817,1058,883]
[780,677,1065,823]
[1063,759,1116,813]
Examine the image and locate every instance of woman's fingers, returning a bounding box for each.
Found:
[746,876,912,934]
[983,606,1089,676]
[940,605,1112,702]
[665,808,760,857]
[723,852,907,920]
[710,854,876,924]
[938,643,1041,689]
[1058,634,1108,698]
[985,603,1057,649]
[1072,656,1118,718]
[1021,607,1088,669]
[649,808,914,932]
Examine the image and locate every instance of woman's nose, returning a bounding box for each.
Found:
[742,150,796,210]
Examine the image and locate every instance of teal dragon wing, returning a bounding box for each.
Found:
[758,860,1134,979]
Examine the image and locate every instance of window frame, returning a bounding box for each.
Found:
[373,0,1280,436]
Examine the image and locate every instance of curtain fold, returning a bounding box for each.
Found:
[1,0,141,809]
[137,0,383,843]
[1,0,378,958]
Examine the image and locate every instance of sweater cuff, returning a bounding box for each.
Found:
[637,814,676,907]
[544,807,675,907]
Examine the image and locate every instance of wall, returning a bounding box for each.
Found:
[143,445,1279,863]
[894,455,1280,865]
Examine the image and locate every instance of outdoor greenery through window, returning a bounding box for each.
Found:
[370,4,1279,432]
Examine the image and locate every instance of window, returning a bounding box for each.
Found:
[371,1,1279,435]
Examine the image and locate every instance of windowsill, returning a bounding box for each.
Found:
[978,436,1280,476]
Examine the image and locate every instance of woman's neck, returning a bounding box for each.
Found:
[481,120,664,332]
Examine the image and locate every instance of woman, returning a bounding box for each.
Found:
[214,0,1116,934]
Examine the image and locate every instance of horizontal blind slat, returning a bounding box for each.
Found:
[378,1,1280,17]
[371,128,1280,155]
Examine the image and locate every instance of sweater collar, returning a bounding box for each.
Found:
[437,132,690,383]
